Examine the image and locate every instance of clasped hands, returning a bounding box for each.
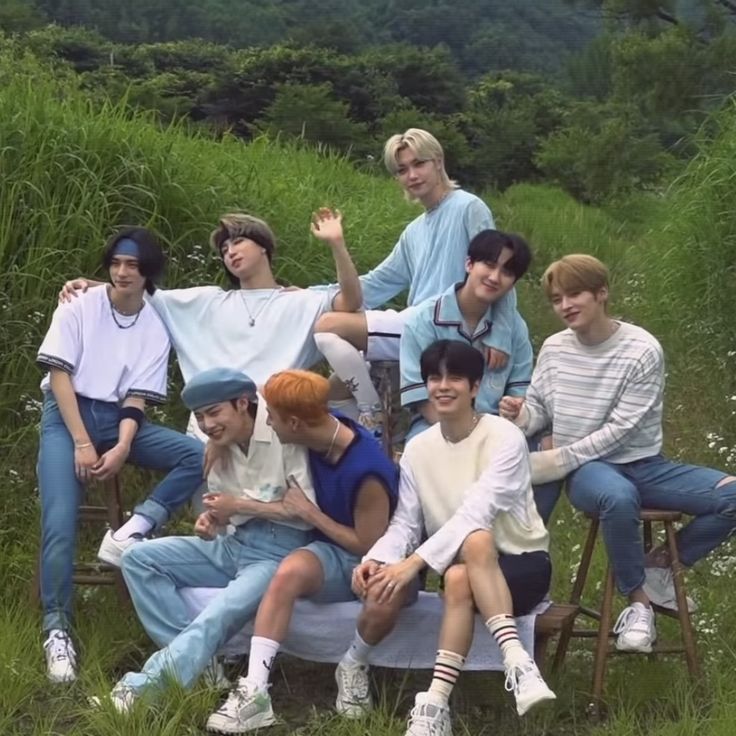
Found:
[74,442,129,483]
[351,555,425,604]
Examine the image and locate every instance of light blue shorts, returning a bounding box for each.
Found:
[301,540,360,604]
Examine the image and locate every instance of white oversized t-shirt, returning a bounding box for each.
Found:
[37,286,170,404]
[147,285,335,385]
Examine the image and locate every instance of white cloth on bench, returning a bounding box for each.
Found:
[180,587,549,671]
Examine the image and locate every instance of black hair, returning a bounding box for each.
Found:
[467,229,532,282]
[101,227,166,295]
[420,340,484,386]
[229,396,258,420]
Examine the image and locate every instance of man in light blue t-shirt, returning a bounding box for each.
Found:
[400,229,533,441]
[313,129,518,431]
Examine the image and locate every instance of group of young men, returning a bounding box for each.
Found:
[35,128,736,735]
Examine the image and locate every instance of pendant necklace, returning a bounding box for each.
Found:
[240,287,282,327]
[108,287,143,330]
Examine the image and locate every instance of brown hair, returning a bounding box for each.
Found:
[542,254,609,299]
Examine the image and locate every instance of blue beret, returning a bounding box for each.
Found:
[181,367,257,411]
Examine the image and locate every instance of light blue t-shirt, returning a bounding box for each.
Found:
[148,285,334,384]
[400,283,533,438]
[358,188,515,353]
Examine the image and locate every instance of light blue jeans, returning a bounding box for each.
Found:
[37,392,205,632]
[566,455,736,595]
[119,519,311,693]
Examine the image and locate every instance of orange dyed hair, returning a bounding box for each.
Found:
[262,370,330,426]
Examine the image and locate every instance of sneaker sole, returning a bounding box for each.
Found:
[615,638,655,654]
[516,690,557,717]
[335,698,372,719]
[206,711,276,734]
[48,671,77,684]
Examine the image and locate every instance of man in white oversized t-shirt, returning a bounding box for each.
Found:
[61,210,363,442]
[37,228,204,685]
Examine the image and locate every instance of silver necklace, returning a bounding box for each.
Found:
[239,287,282,327]
[441,413,480,444]
[324,416,341,458]
[108,289,143,330]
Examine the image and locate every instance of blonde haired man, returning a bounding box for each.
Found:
[313,129,518,430]
[501,254,736,653]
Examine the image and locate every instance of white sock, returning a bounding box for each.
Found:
[113,514,153,541]
[342,630,374,666]
[314,332,380,410]
[246,636,281,689]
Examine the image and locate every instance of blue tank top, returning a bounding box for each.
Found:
[309,414,399,548]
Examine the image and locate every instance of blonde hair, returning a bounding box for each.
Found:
[383,128,458,192]
[542,254,609,298]
[262,370,330,427]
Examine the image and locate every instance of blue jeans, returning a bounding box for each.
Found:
[119,519,311,693]
[37,393,204,632]
[566,456,736,595]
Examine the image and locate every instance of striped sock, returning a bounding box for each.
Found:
[427,649,466,703]
[486,614,528,667]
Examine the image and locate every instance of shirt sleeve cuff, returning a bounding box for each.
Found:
[400,383,428,407]
[530,449,567,484]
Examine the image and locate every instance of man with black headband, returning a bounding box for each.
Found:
[36,228,204,685]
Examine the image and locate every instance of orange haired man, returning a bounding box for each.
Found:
[206,370,398,735]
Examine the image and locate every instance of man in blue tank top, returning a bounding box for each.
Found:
[205,369,398,735]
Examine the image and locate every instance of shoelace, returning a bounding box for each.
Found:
[47,635,75,665]
[110,685,136,708]
[339,666,369,701]
[613,606,652,635]
[407,704,446,736]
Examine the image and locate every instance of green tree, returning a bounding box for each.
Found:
[253,82,370,153]
[536,101,674,202]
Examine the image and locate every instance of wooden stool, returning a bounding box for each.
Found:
[33,476,128,603]
[552,508,699,713]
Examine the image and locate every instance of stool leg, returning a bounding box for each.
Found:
[552,518,599,672]
[643,519,653,552]
[105,477,124,530]
[590,565,615,717]
[664,521,699,677]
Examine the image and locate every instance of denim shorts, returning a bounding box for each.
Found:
[301,540,360,604]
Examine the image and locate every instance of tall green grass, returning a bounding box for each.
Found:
[3,42,736,736]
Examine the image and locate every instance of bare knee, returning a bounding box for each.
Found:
[442,564,473,607]
[314,312,367,348]
[361,588,405,625]
[268,557,316,600]
[460,529,498,565]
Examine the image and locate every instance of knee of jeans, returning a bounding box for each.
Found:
[591,485,639,516]
[714,479,736,519]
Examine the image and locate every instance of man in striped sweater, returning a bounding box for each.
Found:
[500,254,736,653]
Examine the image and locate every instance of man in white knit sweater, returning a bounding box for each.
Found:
[500,254,736,653]
[334,340,555,736]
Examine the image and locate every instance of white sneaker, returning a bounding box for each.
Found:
[404,692,453,736]
[44,630,77,683]
[643,567,697,612]
[203,656,232,689]
[614,602,657,653]
[97,529,144,567]
[89,682,137,714]
[206,678,275,734]
[504,659,557,716]
[335,660,372,717]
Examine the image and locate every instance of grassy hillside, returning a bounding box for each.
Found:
[2,49,736,736]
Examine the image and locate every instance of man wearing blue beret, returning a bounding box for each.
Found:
[93,367,316,711]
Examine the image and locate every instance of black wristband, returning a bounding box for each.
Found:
[119,406,145,427]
